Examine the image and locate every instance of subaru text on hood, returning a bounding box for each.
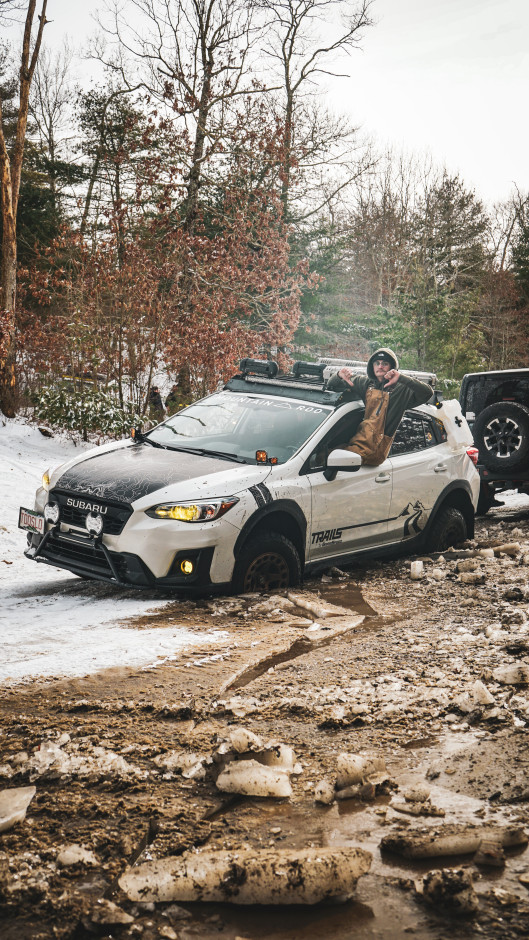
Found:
[20,358,480,594]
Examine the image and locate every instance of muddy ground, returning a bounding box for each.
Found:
[3,504,529,939]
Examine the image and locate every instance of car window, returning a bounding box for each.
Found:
[304,409,364,472]
[390,412,438,456]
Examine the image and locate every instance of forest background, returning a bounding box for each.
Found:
[1,0,528,436]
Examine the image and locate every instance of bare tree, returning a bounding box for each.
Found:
[0,0,49,416]
[95,0,263,232]
[30,41,77,216]
[258,0,373,219]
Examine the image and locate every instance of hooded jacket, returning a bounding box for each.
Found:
[326,347,433,465]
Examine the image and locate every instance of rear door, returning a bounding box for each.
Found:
[386,411,451,544]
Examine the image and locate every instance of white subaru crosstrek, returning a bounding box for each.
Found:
[20,359,479,593]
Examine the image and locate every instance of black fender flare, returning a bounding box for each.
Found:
[422,480,475,541]
[233,500,307,562]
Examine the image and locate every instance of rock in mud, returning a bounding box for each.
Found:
[87,899,134,925]
[336,752,386,788]
[215,759,293,798]
[419,868,479,916]
[0,786,36,833]
[118,846,372,905]
[410,560,424,580]
[381,824,528,858]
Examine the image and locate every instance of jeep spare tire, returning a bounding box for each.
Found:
[473,401,529,472]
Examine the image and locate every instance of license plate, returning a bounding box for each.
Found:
[19,507,45,535]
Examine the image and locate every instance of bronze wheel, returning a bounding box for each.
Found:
[242,550,291,592]
[233,531,301,594]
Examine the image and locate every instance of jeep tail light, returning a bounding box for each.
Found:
[466,447,479,466]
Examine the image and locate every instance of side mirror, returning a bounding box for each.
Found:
[131,427,145,443]
[324,448,362,481]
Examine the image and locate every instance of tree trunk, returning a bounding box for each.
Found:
[0,0,49,416]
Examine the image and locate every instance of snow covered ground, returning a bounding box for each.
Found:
[0,420,220,687]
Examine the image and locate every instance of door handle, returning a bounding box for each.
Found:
[375,473,391,483]
[434,464,448,472]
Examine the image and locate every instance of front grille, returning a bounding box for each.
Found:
[50,489,133,535]
[41,532,128,580]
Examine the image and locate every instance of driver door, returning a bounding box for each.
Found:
[303,410,393,561]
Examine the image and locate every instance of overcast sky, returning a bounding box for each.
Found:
[21,0,529,206]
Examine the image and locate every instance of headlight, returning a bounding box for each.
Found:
[147,497,239,523]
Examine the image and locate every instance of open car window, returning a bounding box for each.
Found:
[304,409,364,472]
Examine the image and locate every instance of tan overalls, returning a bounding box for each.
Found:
[346,387,393,467]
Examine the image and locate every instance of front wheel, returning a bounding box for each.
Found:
[232,531,301,594]
[427,507,467,552]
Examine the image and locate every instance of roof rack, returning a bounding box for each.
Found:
[318,357,437,387]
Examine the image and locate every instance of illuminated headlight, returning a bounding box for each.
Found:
[147,497,239,523]
[86,512,104,536]
[44,502,60,524]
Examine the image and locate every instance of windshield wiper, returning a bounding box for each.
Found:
[164,445,248,463]
[142,437,168,449]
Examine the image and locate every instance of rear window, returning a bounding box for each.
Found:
[461,374,529,421]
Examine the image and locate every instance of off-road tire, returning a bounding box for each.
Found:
[428,507,467,552]
[232,531,301,594]
[473,402,529,472]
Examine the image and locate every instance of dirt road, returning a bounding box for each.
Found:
[2,503,529,939]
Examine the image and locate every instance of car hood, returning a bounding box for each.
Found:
[53,442,272,504]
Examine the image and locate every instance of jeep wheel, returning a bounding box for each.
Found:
[233,531,301,593]
[428,507,467,552]
[473,402,529,471]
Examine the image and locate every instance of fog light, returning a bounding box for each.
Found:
[86,512,104,536]
[44,502,60,523]
[180,559,194,575]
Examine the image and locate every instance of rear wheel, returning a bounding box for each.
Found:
[232,531,301,593]
[473,402,529,471]
[428,507,467,552]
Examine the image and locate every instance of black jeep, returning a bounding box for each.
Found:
[459,369,529,513]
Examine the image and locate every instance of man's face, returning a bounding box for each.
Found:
[373,357,391,381]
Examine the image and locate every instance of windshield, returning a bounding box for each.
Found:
[147,391,333,464]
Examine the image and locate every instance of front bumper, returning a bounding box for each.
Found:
[25,528,219,592]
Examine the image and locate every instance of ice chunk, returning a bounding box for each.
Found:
[492,664,529,685]
[119,846,372,904]
[216,759,293,797]
[336,752,386,788]
[0,786,36,833]
[314,779,335,804]
[381,824,528,858]
[57,844,98,867]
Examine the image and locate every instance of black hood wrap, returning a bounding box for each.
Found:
[55,444,239,503]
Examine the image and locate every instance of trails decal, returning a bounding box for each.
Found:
[312,528,343,545]
[311,499,427,545]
